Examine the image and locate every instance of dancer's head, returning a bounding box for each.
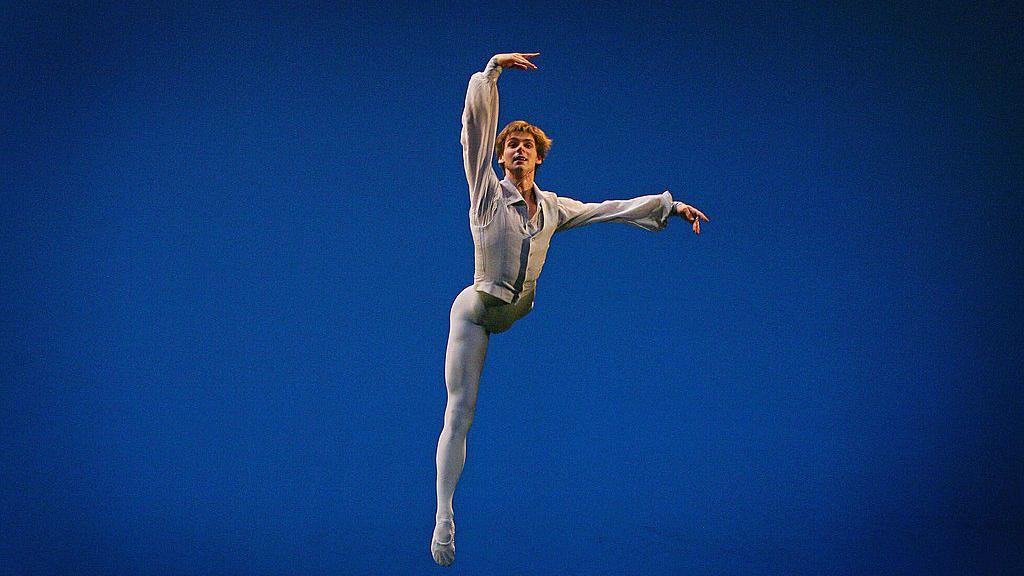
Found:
[496,120,552,179]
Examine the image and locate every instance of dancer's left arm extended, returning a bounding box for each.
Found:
[555,192,710,234]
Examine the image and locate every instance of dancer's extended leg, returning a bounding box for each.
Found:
[432,287,490,566]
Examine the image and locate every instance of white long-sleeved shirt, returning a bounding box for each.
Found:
[463,56,679,304]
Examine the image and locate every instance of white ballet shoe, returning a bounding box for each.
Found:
[430,518,455,566]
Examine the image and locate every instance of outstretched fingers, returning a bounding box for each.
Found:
[516,60,537,70]
[494,52,541,71]
[516,52,540,70]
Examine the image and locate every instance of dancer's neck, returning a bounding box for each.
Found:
[505,171,536,203]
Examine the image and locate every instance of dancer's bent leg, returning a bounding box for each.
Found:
[432,287,490,565]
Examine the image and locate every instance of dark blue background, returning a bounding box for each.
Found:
[2,1,1021,574]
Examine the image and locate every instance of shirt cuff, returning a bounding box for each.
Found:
[656,191,676,229]
[485,56,503,80]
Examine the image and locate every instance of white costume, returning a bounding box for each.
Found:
[432,55,682,566]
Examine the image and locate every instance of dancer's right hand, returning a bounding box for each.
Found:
[673,201,710,235]
[493,52,540,70]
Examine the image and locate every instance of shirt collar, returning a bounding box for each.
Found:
[500,176,542,207]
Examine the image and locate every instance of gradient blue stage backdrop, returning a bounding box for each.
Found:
[2,2,1021,574]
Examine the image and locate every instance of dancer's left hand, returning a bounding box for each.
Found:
[674,202,709,234]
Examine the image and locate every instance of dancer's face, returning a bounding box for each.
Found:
[499,132,542,178]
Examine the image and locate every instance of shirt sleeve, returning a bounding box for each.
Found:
[554,190,676,233]
[461,56,503,225]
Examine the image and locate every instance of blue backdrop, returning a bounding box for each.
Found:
[2,1,1021,574]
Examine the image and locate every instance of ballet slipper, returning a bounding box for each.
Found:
[430,518,455,566]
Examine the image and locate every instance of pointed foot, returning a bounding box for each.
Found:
[430,518,455,566]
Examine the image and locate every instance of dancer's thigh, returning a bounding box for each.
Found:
[445,286,491,402]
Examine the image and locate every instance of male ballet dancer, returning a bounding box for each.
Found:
[431,52,709,566]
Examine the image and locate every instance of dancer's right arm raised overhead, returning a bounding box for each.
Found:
[461,52,539,225]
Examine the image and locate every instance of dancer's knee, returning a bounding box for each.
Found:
[444,402,475,435]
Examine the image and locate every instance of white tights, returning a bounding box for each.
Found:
[434,284,535,521]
